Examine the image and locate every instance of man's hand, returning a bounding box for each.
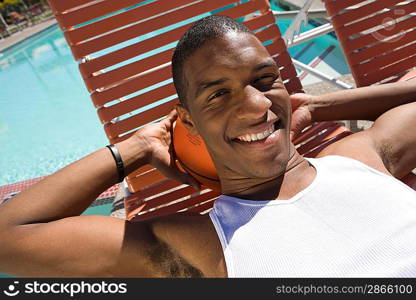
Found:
[290,93,314,141]
[132,109,201,190]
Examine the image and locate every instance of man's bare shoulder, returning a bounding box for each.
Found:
[315,130,392,176]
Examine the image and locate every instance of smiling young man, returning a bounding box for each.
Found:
[0,16,415,278]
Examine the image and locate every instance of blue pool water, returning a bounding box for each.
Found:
[0,25,108,186]
[0,4,349,187]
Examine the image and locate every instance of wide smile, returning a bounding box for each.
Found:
[231,119,284,147]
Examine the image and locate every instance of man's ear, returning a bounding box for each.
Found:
[175,103,199,136]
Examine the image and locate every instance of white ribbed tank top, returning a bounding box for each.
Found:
[209,155,416,277]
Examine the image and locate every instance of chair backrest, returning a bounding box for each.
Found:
[47,0,351,221]
[322,0,416,87]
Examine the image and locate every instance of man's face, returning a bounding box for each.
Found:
[179,32,293,181]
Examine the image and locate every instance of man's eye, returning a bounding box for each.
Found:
[254,75,277,90]
[208,90,228,101]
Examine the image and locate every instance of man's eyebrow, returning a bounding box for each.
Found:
[253,60,279,72]
[195,78,229,99]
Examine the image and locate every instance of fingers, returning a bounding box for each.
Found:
[160,109,179,131]
[289,93,304,111]
[165,109,178,123]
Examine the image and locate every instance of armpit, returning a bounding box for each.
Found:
[148,238,203,278]
[378,141,401,176]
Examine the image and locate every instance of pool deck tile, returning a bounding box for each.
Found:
[0,177,119,204]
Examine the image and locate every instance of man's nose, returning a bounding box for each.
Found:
[235,85,272,120]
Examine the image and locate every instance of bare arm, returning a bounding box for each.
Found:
[290,80,416,178]
[290,80,416,138]
[0,111,199,277]
[309,80,416,122]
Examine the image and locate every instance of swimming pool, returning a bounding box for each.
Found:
[0,3,349,187]
[0,25,108,186]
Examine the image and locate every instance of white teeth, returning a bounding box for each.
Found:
[237,122,277,142]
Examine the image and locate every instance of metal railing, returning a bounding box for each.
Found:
[272,0,353,90]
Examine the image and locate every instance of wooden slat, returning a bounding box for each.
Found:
[331,0,404,28]
[354,41,416,75]
[97,84,177,124]
[73,0,271,61]
[47,0,99,14]
[135,191,219,220]
[344,16,416,53]
[110,131,135,145]
[128,179,182,203]
[104,100,177,139]
[244,10,276,32]
[56,0,161,30]
[283,77,303,94]
[221,0,269,20]
[256,24,281,43]
[322,0,369,17]
[138,186,198,212]
[349,31,415,65]
[64,0,195,44]
[293,122,337,145]
[79,3,274,78]
[398,68,416,81]
[296,123,343,154]
[69,0,241,59]
[127,164,155,179]
[266,37,289,57]
[84,49,174,91]
[356,54,416,86]
[280,64,298,82]
[187,199,216,214]
[79,24,187,76]
[84,12,277,91]
[91,64,172,107]
[272,50,293,68]
[126,169,166,193]
[336,1,416,42]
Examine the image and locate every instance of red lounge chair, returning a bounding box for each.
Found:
[46,0,355,221]
[322,0,416,189]
[322,0,415,87]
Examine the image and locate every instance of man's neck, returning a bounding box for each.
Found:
[220,151,316,201]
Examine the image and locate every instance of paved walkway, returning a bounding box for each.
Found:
[0,17,57,53]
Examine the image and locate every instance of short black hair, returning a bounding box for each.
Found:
[171,15,253,107]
